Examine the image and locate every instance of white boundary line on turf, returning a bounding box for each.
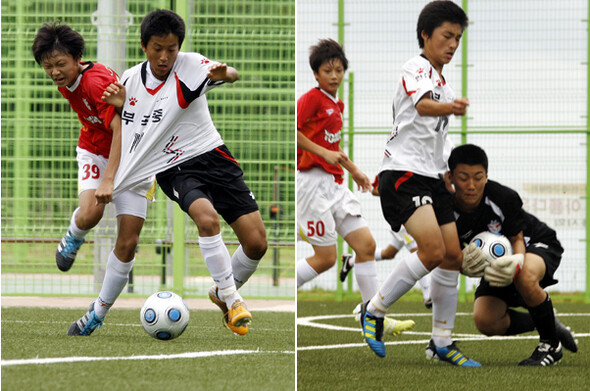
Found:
[1,349,295,367]
[297,312,590,351]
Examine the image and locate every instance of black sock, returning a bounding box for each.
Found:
[505,309,536,335]
[528,294,558,347]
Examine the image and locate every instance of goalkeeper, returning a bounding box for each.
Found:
[445,143,578,366]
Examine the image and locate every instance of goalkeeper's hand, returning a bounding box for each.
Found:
[484,254,524,287]
[460,243,488,277]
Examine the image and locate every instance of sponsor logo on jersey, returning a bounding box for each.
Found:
[83,98,92,111]
[533,242,549,249]
[84,115,102,124]
[324,129,341,144]
[487,220,502,234]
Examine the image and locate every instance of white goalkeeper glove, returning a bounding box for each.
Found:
[484,254,524,287]
[460,243,488,277]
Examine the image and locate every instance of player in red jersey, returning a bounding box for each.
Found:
[297,39,414,336]
[33,22,154,336]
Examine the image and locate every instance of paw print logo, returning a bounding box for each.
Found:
[129,97,138,106]
[201,58,210,64]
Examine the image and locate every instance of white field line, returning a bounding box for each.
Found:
[1,349,295,367]
[297,312,590,351]
[0,319,292,332]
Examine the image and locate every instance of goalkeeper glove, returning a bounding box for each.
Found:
[460,243,488,277]
[484,254,524,287]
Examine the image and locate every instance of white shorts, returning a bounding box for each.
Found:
[297,168,367,246]
[76,147,155,218]
[389,225,417,251]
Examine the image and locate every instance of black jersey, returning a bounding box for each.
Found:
[454,180,558,249]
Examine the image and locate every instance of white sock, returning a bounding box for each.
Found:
[368,251,428,316]
[430,267,459,347]
[297,258,318,288]
[69,207,91,239]
[231,245,260,289]
[354,260,378,302]
[374,248,383,261]
[199,234,241,308]
[95,251,134,319]
[418,274,430,301]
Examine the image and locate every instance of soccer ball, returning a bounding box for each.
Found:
[140,291,190,340]
[469,231,512,262]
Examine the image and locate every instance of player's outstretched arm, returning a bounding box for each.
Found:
[416,95,469,117]
[297,130,348,166]
[340,154,371,192]
[208,63,239,83]
[101,82,126,109]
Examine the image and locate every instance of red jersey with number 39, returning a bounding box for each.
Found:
[297,87,345,178]
[58,62,118,158]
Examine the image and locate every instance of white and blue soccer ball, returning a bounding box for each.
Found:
[470,231,513,263]
[140,291,190,340]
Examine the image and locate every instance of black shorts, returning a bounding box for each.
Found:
[379,170,455,232]
[474,238,563,308]
[156,145,259,225]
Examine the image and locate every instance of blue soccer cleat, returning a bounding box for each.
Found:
[68,301,104,336]
[56,229,85,272]
[358,302,385,358]
[425,339,481,367]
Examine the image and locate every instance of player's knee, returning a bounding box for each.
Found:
[315,254,337,272]
[356,240,377,262]
[76,207,103,229]
[194,213,220,236]
[115,235,139,261]
[418,244,445,267]
[473,312,496,336]
[244,236,267,260]
[514,270,542,301]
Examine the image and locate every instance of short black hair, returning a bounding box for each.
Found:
[448,144,488,173]
[32,21,85,65]
[417,1,468,49]
[309,39,348,73]
[141,9,186,49]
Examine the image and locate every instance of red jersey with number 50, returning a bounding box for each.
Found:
[297,87,345,177]
[58,62,118,158]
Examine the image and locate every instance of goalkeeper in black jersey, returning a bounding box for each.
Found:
[444,143,578,366]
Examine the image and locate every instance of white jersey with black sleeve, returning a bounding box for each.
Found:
[380,54,455,178]
[112,52,225,197]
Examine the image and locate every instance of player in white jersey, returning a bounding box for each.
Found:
[103,10,267,336]
[358,1,486,366]
[339,176,431,308]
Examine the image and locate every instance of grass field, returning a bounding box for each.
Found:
[1,306,295,390]
[297,297,590,391]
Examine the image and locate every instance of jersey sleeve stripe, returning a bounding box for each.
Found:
[175,73,209,109]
